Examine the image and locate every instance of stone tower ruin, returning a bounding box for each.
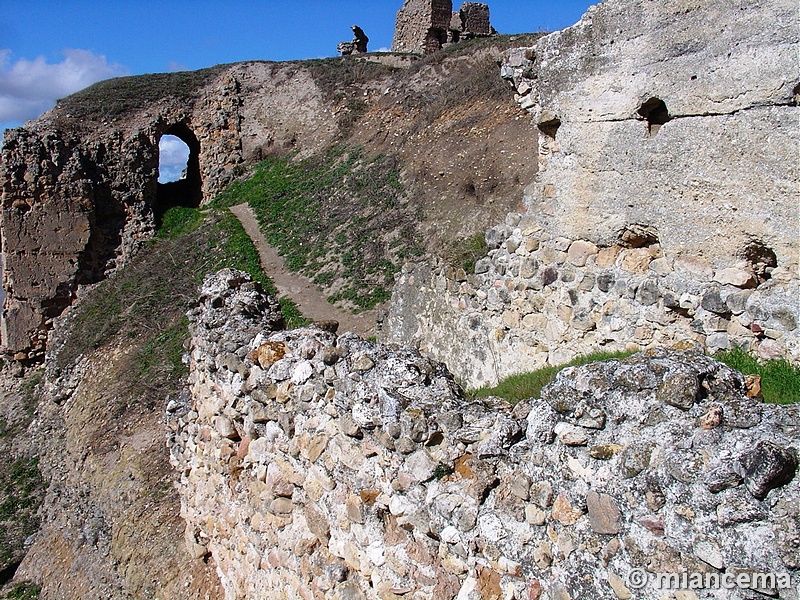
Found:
[392,0,493,55]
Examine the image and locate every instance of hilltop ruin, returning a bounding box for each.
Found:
[392,0,495,54]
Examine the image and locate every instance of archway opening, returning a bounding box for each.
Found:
[159,135,190,183]
[156,123,202,226]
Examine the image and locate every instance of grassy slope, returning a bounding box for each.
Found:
[57,207,307,378]
[0,369,44,592]
[214,148,422,311]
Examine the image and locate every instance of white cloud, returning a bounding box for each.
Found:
[0,48,129,123]
[166,61,188,73]
[158,135,190,183]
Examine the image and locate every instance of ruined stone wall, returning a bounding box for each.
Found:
[386,219,799,389]
[0,63,340,359]
[384,0,799,387]
[460,2,490,35]
[170,270,799,600]
[510,0,798,269]
[392,0,454,54]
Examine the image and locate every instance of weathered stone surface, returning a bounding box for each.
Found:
[715,268,757,289]
[384,0,799,388]
[740,441,798,500]
[171,273,800,600]
[459,2,491,36]
[392,0,454,54]
[567,240,598,267]
[586,491,622,535]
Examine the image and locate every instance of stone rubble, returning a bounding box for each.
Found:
[170,269,799,599]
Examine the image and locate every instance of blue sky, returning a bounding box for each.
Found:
[0,0,595,178]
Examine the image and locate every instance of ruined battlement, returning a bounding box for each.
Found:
[392,0,494,54]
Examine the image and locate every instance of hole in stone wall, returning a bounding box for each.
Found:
[619,224,660,248]
[741,240,777,282]
[156,123,202,226]
[793,83,800,105]
[159,135,190,183]
[538,117,561,140]
[0,561,21,586]
[426,432,445,447]
[637,97,671,137]
[424,27,448,53]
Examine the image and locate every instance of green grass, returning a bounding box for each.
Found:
[216,210,310,329]
[0,458,41,520]
[57,209,309,372]
[214,147,421,311]
[137,317,190,381]
[155,206,205,240]
[0,457,43,569]
[715,347,800,404]
[445,232,489,273]
[4,583,41,600]
[468,350,636,403]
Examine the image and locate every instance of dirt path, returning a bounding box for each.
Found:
[229,203,377,337]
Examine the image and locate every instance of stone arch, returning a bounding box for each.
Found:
[155,122,203,223]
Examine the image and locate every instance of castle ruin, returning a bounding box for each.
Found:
[392,0,494,54]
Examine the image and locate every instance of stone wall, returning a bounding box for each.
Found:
[392,0,454,54]
[393,1,495,53]
[0,63,340,359]
[459,3,490,36]
[170,270,799,600]
[384,0,799,388]
[506,0,798,269]
[385,219,799,389]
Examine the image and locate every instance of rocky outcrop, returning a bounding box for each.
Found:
[0,62,350,359]
[385,0,799,386]
[171,270,799,599]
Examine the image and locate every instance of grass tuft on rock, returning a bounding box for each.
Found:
[3,582,41,600]
[715,347,800,404]
[468,350,636,403]
[445,232,489,273]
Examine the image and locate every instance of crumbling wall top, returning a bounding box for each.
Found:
[392,0,495,54]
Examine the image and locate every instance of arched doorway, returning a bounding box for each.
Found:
[156,123,202,224]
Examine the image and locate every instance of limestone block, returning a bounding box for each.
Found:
[567,240,599,267]
[714,268,757,289]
